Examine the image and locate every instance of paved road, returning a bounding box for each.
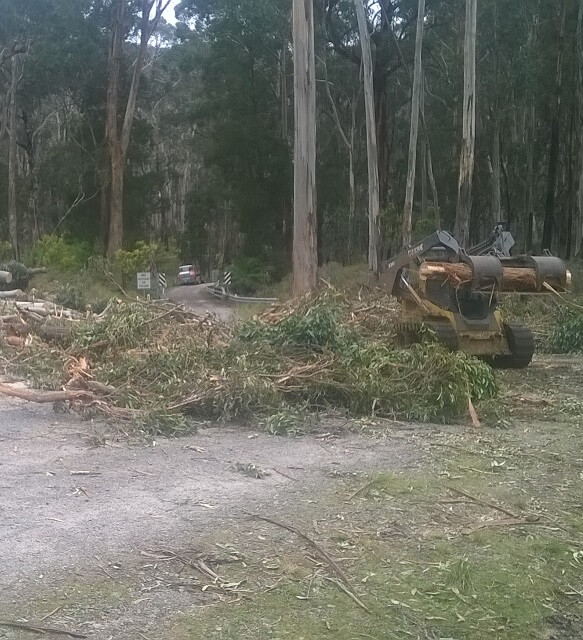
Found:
[167,283,233,320]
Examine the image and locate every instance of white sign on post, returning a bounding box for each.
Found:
[137,272,151,290]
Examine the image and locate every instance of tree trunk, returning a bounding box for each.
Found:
[280,47,289,142]
[104,0,125,257]
[292,0,318,295]
[354,0,380,274]
[105,0,169,257]
[491,111,502,224]
[426,143,440,229]
[109,143,125,257]
[454,0,478,247]
[422,70,441,229]
[420,138,427,221]
[542,0,567,252]
[575,0,583,257]
[402,0,426,247]
[8,55,19,260]
[525,103,535,252]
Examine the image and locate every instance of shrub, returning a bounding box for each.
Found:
[27,234,91,272]
[0,241,13,262]
[0,261,33,291]
[228,256,272,295]
[548,309,583,353]
[114,241,180,286]
[54,284,86,311]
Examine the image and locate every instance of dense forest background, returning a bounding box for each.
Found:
[0,0,581,283]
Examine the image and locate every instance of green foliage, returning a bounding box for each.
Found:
[548,309,583,353]
[228,256,272,295]
[5,293,497,426]
[237,300,497,422]
[27,235,91,272]
[54,284,86,311]
[238,301,350,351]
[260,408,312,436]
[114,241,180,285]
[88,297,113,315]
[0,241,13,262]
[71,301,154,351]
[134,411,196,437]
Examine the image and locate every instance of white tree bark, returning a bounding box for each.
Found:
[575,0,583,257]
[491,113,502,224]
[454,0,478,247]
[292,0,318,295]
[402,0,426,247]
[8,55,19,260]
[354,0,380,275]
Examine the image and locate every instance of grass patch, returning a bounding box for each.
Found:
[170,414,583,640]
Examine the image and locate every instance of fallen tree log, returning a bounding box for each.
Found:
[420,262,543,292]
[0,383,93,403]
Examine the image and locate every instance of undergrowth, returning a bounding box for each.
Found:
[548,308,583,353]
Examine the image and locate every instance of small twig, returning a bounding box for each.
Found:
[40,605,63,622]
[94,555,118,582]
[448,487,518,519]
[0,621,86,638]
[324,577,372,614]
[346,480,375,501]
[272,468,298,481]
[245,512,354,590]
[462,517,543,535]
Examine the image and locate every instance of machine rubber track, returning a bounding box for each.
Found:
[489,323,535,369]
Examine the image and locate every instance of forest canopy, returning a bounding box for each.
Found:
[0,0,581,276]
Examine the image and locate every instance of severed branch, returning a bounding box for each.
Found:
[0,383,94,404]
[0,621,86,638]
[53,186,101,233]
[247,512,371,613]
[447,486,518,519]
[246,512,354,589]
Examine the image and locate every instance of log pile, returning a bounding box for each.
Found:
[0,298,90,349]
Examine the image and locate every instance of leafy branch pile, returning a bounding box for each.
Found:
[0,291,497,430]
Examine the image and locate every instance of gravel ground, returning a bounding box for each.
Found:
[0,398,415,638]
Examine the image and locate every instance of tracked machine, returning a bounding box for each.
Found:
[384,226,571,368]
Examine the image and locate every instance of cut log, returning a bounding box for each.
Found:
[419,262,543,292]
[0,289,23,299]
[4,336,24,348]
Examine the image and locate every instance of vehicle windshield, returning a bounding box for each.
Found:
[179,265,192,273]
